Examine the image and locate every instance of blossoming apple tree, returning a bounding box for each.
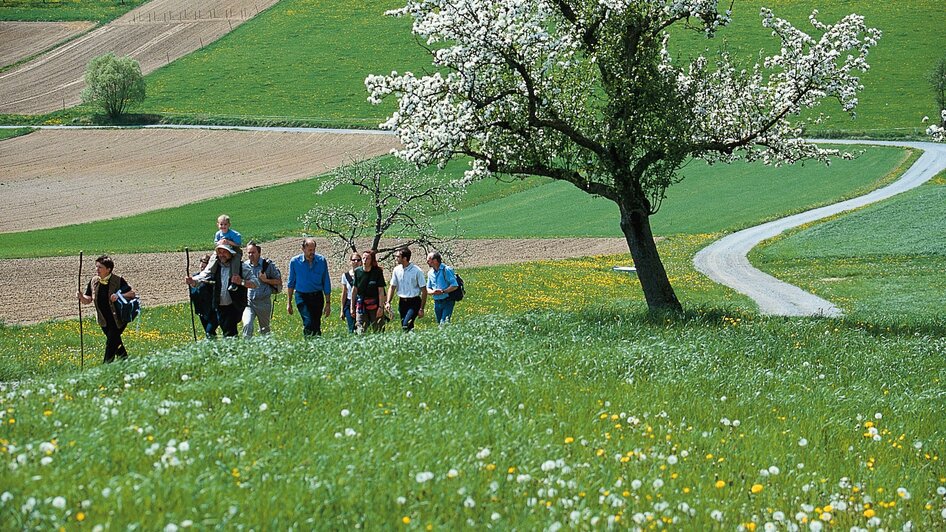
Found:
[366,0,881,311]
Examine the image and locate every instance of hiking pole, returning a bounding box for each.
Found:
[78,251,84,371]
[186,247,198,341]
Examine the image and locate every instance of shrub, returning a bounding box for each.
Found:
[80,53,145,118]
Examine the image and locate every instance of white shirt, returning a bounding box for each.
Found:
[390,263,426,298]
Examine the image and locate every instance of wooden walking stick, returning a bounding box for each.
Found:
[78,251,84,371]
[186,247,198,341]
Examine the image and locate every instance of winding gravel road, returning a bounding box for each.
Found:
[694,140,946,317]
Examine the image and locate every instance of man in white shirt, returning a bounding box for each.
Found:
[385,247,428,331]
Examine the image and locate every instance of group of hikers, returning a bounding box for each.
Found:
[76,214,462,364]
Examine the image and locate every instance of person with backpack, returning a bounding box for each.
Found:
[350,249,388,334]
[189,253,218,338]
[339,252,361,333]
[186,242,258,337]
[242,241,282,338]
[425,251,460,325]
[76,255,136,363]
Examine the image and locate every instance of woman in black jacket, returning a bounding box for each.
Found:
[76,255,136,363]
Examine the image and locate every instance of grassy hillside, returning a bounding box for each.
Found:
[0,145,908,258]
[0,0,147,21]
[131,0,945,133]
[752,175,946,321]
[1,247,943,527]
[139,0,425,126]
[431,145,911,237]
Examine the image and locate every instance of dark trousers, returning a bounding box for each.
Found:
[101,323,128,363]
[215,304,242,337]
[295,291,325,336]
[197,310,218,338]
[398,296,423,331]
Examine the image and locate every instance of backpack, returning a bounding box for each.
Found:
[261,258,282,293]
[447,273,465,302]
[114,292,142,323]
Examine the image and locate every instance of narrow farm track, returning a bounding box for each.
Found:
[0,128,400,233]
[694,140,946,317]
[0,0,278,115]
[3,237,630,326]
[0,21,96,69]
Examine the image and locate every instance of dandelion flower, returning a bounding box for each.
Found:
[77,512,85,521]
[52,496,66,509]
[798,438,808,447]
[341,409,350,417]
[447,469,459,478]
[715,480,726,489]
[258,403,268,412]
[221,397,231,405]
[402,516,410,524]
[751,484,763,494]
[180,374,189,382]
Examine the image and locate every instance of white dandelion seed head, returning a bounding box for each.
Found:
[51,496,66,509]
[476,448,490,460]
[221,397,231,404]
[798,438,808,447]
[340,409,350,417]
[415,471,434,483]
[258,403,268,412]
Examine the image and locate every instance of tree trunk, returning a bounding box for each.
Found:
[619,203,682,312]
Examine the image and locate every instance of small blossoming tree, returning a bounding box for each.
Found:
[366,0,881,311]
[302,159,466,262]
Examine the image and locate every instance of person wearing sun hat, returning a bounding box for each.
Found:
[186,241,258,337]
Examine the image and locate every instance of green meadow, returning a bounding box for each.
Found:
[1,239,944,528]
[752,173,946,323]
[2,0,946,528]
[0,145,911,258]
[0,0,147,22]
[131,0,945,133]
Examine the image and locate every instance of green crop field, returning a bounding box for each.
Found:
[0,0,147,22]
[752,174,946,322]
[431,145,912,237]
[130,0,945,134]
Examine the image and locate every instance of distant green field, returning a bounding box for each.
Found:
[0,0,147,21]
[752,177,946,322]
[139,0,425,125]
[432,145,911,237]
[0,146,908,258]
[134,0,945,134]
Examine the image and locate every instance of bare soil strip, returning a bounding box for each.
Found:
[0,128,400,233]
[4,237,630,326]
[0,0,278,115]
[0,21,96,69]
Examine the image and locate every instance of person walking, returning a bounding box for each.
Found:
[425,251,459,325]
[189,253,218,338]
[286,238,332,336]
[339,252,361,333]
[351,249,387,334]
[186,242,258,337]
[242,241,282,338]
[385,247,427,331]
[76,255,136,363]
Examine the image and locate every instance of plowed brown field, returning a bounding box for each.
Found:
[5,237,629,326]
[0,0,278,114]
[0,21,95,68]
[0,127,400,233]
